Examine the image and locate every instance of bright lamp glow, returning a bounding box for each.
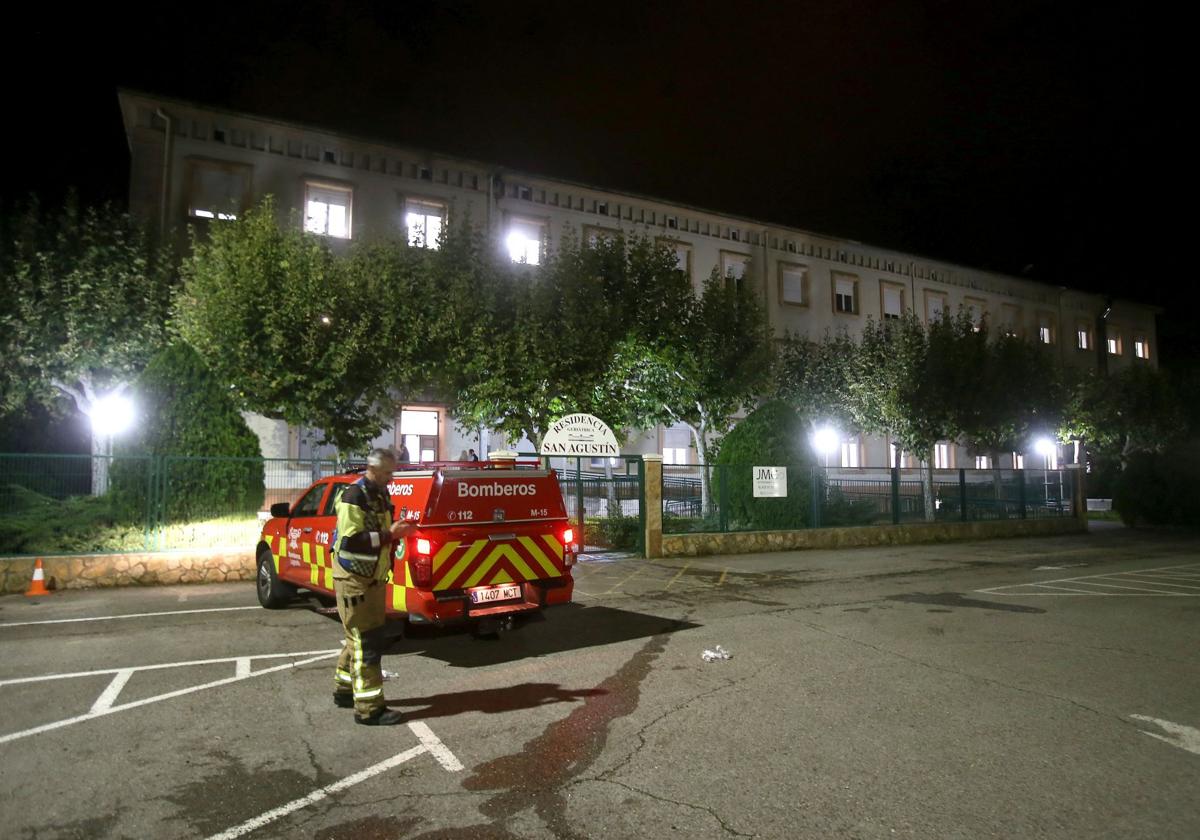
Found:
[90,394,135,437]
[810,426,840,456]
[1033,437,1057,457]
[416,538,431,556]
[562,528,573,544]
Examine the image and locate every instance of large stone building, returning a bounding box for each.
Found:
[118,89,1159,471]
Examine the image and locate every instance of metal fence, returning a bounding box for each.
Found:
[662,464,1075,534]
[0,454,341,556]
[552,456,644,553]
[0,453,647,557]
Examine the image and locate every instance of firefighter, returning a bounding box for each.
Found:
[332,447,410,725]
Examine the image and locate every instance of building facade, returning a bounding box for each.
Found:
[118,90,1159,470]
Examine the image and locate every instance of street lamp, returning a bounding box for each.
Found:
[810,425,840,468]
[90,394,136,438]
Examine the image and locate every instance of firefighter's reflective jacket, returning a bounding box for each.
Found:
[332,477,393,582]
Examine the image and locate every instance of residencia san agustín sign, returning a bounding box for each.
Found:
[540,413,621,457]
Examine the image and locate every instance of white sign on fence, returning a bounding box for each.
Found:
[753,466,787,498]
[540,413,620,457]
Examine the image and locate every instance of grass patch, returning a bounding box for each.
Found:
[0,484,262,555]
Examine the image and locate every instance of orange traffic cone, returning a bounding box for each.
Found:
[25,558,51,597]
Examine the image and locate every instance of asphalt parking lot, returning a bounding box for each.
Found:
[1,525,1198,839]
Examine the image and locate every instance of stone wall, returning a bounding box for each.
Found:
[0,550,256,595]
[662,517,1085,558]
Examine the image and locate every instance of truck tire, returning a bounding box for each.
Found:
[256,548,296,609]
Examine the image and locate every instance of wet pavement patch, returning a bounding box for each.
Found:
[887,592,1046,614]
[163,749,334,836]
[405,623,680,839]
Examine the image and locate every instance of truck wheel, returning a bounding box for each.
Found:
[256,548,295,609]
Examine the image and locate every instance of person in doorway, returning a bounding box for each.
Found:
[397,442,411,464]
[468,448,479,462]
[331,447,411,725]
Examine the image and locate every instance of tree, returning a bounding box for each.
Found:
[0,197,176,492]
[774,329,858,432]
[851,312,950,520]
[1062,365,1186,471]
[453,230,692,450]
[177,198,432,454]
[111,343,264,521]
[596,268,773,512]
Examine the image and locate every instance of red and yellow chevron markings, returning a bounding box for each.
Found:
[431,535,564,591]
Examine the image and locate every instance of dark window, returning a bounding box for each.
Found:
[292,483,328,517]
[321,483,351,516]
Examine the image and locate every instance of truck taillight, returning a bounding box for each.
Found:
[562,527,579,566]
[411,536,432,586]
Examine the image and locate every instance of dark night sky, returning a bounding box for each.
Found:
[5,0,1193,361]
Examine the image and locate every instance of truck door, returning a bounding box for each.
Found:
[282,481,330,590]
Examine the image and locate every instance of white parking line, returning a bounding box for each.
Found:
[0,650,338,745]
[978,562,1200,596]
[205,721,462,840]
[0,605,261,628]
[1130,715,1200,757]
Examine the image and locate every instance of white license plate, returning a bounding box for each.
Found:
[469,584,521,604]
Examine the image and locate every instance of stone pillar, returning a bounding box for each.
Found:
[642,455,663,559]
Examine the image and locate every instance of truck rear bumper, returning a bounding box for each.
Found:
[388,576,573,627]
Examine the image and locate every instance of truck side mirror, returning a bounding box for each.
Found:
[270,502,291,518]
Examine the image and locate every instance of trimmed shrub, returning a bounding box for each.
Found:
[715,401,816,530]
[584,514,642,551]
[1113,442,1200,528]
[111,343,264,522]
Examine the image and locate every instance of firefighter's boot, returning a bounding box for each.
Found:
[355,708,406,726]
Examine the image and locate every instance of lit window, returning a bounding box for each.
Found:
[187,159,250,220]
[304,183,352,238]
[840,438,860,468]
[1134,336,1149,359]
[658,239,692,280]
[1077,327,1091,350]
[934,442,952,469]
[663,426,689,465]
[1011,452,1025,470]
[834,275,857,314]
[888,444,914,469]
[975,455,991,469]
[1039,325,1052,344]
[405,200,444,249]
[780,265,807,305]
[1107,330,1122,355]
[506,219,545,264]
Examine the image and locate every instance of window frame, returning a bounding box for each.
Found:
[1000,303,1022,338]
[303,179,354,239]
[504,213,549,265]
[1133,332,1150,360]
[1106,325,1123,356]
[1075,322,1093,351]
[583,223,621,248]
[719,250,751,285]
[777,261,810,308]
[185,157,253,221]
[923,288,948,324]
[1036,310,1057,345]
[832,272,860,316]
[656,236,693,283]
[402,195,447,249]
[879,280,906,321]
[963,296,988,331]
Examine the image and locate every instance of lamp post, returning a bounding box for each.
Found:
[810,426,840,469]
[87,393,135,495]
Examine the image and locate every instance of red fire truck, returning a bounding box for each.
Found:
[255,455,579,633]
